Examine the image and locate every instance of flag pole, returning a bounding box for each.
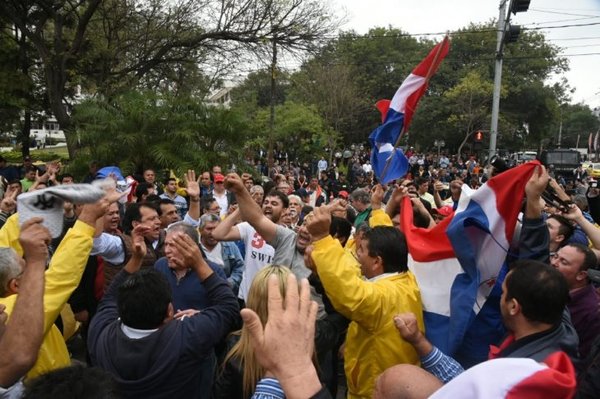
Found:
[379,34,449,181]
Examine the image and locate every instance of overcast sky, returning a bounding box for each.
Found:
[334,0,600,110]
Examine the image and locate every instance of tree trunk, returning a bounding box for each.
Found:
[456,126,473,160]
[21,111,31,157]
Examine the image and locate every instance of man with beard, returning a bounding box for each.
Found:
[223,173,345,393]
[211,187,286,304]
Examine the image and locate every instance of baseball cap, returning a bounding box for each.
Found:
[214,173,225,183]
[432,205,454,217]
[338,190,349,199]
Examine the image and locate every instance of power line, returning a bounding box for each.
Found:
[550,36,600,41]
[529,8,600,18]
[523,21,600,30]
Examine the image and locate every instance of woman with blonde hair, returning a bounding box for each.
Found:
[213,265,295,398]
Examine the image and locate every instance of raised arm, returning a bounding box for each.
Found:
[225,173,277,242]
[0,219,49,387]
[184,170,201,222]
[211,208,242,241]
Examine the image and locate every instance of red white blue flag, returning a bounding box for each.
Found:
[369,36,450,183]
[430,352,576,398]
[401,161,538,355]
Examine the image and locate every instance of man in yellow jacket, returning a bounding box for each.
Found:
[0,191,120,379]
[305,203,424,399]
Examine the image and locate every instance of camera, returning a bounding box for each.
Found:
[591,180,598,188]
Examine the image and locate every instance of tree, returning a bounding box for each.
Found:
[71,91,248,175]
[556,103,600,149]
[248,101,337,164]
[299,27,426,143]
[443,71,498,156]
[290,61,367,152]
[409,22,568,153]
[0,0,340,158]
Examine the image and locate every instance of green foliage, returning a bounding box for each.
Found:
[71,91,249,175]
[408,22,568,153]
[555,103,600,148]
[247,101,339,162]
[0,150,67,164]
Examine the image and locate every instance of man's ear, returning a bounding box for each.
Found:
[373,255,385,275]
[7,278,19,295]
[508,298,520,316]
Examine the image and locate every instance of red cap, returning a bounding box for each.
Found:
[338,190,349,199]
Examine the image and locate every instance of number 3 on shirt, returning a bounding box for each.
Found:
[251,233,265,249]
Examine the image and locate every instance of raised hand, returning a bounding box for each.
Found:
[223,173,245,195]
[131,224,148,259]
[0,187,18,213]
[371,184,384,209]
[305,205,331,242]
[172,232,205,271]
[19,217,51,265]
[184,170,200,199]
[240,274,319,395]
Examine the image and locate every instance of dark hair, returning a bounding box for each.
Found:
[135,182,152,201]
[201,196,218,213]
[145,194,161,204]
[265,189,289,208]
[565,243,598,273]
[23,365,119,399]
[412,199,432,228]
[163,177,176,186]
[364,226,408,273]
[118,269,172,329]
[123,202,158,234]
[8,179,21,187]
[416,177,430,186]
[329,216,352,245]
[548,214,575,243]
[157,198,175,216]
[25,165,38,173]
[60,173,74,182]
[505,260,569,325]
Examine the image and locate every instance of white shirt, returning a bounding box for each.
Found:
[237,222,275,301]
[213,190,229,218]
[202,242,224,267]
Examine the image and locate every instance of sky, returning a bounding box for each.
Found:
[334,0,600,110]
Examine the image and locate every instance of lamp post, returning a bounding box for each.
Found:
[434,139,445,158]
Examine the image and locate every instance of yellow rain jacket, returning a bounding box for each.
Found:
[312,235,423,399]
[0,218,94,379]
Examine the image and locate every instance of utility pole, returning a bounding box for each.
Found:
[489,0,507,161]
[489,0,530,161]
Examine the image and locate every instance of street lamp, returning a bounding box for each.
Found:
[434,139,445,158]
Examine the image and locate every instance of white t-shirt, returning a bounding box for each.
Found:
[213,191,229,218]
[202,242,224,268]
[237,222,275,301]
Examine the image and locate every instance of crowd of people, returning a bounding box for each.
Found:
[0,149,599,399]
